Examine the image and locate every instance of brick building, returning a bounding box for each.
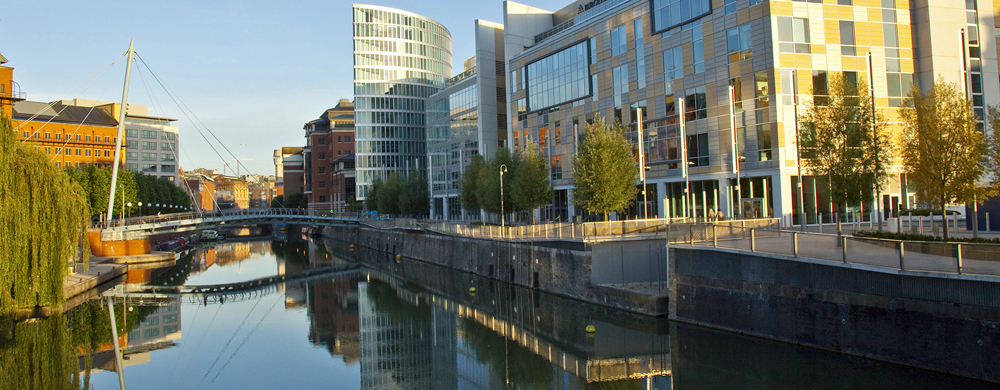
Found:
[303,99,355,212]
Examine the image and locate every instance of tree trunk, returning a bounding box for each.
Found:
[941,202,949,240]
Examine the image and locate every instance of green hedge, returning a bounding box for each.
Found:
[853,230,1000,244]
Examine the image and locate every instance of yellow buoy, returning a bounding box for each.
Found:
[396,254,402,263]
[469,287,477,293]
[585,325,596,333]
[350,244,355,251]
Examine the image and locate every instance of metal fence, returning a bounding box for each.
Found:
[106,208,362,228]
[423,218,781,243]
[684,226,1000,277]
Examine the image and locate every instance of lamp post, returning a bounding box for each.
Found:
[500,164,508,227]
[138,202,143,218]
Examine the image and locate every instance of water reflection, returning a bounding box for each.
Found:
[2,235,1000,389]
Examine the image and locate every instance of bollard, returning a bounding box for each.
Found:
[819,213,823,234]
[751,229,756,252]
[688,224,694,244]
[898,241,905,270]
[841,236,847,263]
[897,216,902,234]
[713,224,718,247]
[988,212,992,232]
[956,243,964,274]
[793,232,799,257]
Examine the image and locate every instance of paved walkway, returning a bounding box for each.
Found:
[680,227,1000,278]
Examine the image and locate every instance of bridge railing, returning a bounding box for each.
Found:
[684,225,1000,277]
[106,208,363,229]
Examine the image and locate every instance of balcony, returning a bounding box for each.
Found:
[0,82,26,101]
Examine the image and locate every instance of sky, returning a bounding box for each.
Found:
[3,0,569,176]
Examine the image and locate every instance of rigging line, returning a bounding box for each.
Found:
[192,292,268,389]
[164,299,202,390]
[19,56,123,146]
[135,54,257,177]
[134,62,182,169]
[46,60,124,162]
[133,55,236,174]
[14,53,126,134]
[204,296,282,388]
[173,301,224,390]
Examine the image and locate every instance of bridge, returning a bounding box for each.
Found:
[98,208,362,240]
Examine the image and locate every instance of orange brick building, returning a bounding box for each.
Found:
[12,100,124,169]
[0,52,26,119]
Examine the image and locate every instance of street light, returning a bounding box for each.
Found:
[138,202,143,218]
[500,164,508,227]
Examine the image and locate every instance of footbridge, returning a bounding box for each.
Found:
[99,208,362,239]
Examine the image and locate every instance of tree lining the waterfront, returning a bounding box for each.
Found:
[0,114,90,314]
[365,170,429,216]
[458,145,552,223]
[572,114,639,221]
[64,165,193,217]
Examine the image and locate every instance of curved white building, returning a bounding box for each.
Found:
[352,4,452,200]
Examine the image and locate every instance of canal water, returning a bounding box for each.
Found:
[3,236,999,389]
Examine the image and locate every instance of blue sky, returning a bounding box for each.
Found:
[3,0,568,175]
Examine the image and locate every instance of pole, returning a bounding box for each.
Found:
[867,52,883,233]
[500,164,507,227]
[679,97,690,220]
[106,39,135,224]
[793,70,805,231]
[428,154,434,219]
[638,107,647,219]
[729,84,741,222]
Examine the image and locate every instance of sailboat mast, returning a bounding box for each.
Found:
[106,39,135,224]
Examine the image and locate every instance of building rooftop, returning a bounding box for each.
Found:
[12,100,119,126]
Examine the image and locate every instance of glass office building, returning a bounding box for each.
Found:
[352,4,452,199]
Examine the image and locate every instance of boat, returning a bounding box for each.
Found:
[200,229,219,241]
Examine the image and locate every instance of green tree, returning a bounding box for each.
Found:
[365,177,381,212]
[285,193,308,210]
[900,78,986,239]
[983,107,1000,197]
[799,73,892,215]
[476,147,515,216]
[511,139,552,223]
[460,154,486,213]
[399,171,429,216]
[572,114,639,220]
[270,194,285,208]
[377,172,403,215]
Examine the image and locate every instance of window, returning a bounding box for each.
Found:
[162,154,175,162]
[44,147,50,154]
[610,25,627,56]
[85,149,91,157]
[319,138,325,145]
[726,24,753,63]
[687,133,709,167]
[142,141,156,150]
[162,132,176,140]
[685,86,707,120]
[319,152,325,159]
[757,122,774,161]
[144,329,159,338]
[887,73,913,107]
[345,136,351,142]
[630,101,648,123]
[552,155,562,180]
[44,132,50,139]
[319,196,326,202]
[634,18,646,89]
[127,140,139,149]
[75,148,82,156]
[652,0,712,32]
[55,133,61,140]
[525,40,591,111]
[142,164,157,172]
[161,143,175,151]
[85,136,90,142]
[319,166,326,173]
[127,163,138,171]
[127,151,138,160]
[142,130,157,139]
[613,64,630,121]
[812,70,828,106]
[692,23,705,73]
[589,37,597,64]
[126,129,138,137]
[319,181,326,188]
[725,0,737,14]
[840,21,856,56]
[755,71,770,109]
[663,46,684,95]
[163,314,177,324]
[730,77,743,111]
[142,152,157,161]
[838,0,852,4]
[104,136,109,143]
[777,17,811,53]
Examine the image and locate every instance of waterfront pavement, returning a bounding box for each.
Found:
[61,251,176,313]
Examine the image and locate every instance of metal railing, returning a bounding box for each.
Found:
[681,225,1000,277]
[423,218,781,243]
[104,208,362,229]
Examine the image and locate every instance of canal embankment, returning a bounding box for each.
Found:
[321,223,671,316]
[668,245,1000,383]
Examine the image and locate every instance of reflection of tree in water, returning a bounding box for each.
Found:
[0,299,159,389]
[271,240,310,265]
[364,279,430,327]
[458,317,554,389]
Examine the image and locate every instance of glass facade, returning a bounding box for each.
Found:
[353,5,452,199]
[525,40,590,112]
[651,0,711,33]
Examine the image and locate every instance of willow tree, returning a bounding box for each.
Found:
[799,74,891,215]
[0,114,90,314]
[572,114,639,220]
[901,79,985,239]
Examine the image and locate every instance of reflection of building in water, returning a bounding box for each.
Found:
[307,272,361,364]
[359,280,458,389]
[127,300,182,351]
[213,241,254,266]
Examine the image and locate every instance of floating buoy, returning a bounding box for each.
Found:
[350,244,355,251]
[396,254,402,263]
[469,287,477,293]
[585,325,596,333]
